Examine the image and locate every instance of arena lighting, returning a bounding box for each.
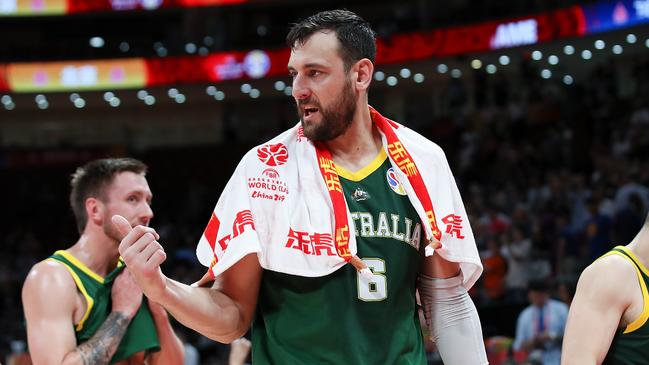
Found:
[486,64,497,74]
[198,47,209,56]
[119,42,130,53]
[548,55,559,65]
[1,95,12,105]
[36,95,48,109]
[144,95,155,105]
[594,40,605,49]
[203,36,215,46]
[174,94,186,103]
[531,50,543,60]
[240,83,252,93]
[69,93,80,102]
[137,90,148,100]
[437,64,448,74]
[563,45,575,55]
[73,98,86,108]
[626,34,637,43]
[386,76,398,86]
[563,75,574,85]
[167,88,179,98]
[470,59,482,69]
[498,55,510,65]
[374,71,385,81]
[35,96,48,108]
[89,37,105,48]
[274,81,285,91]
[646,38,649,48]
[9,0,647,95]
[450,69,462,78]
[413,73,425,83]
[399,68,411,78]
[206,85,217,95]
[185,43,197,54]
[103,91,114,101]
[4,101,15,110]
[612,44,623,54]
[215,90,226,100]
[581,50,593,59]
[541,69,552,79]
[249,89,260,98]
[108,97,120,107]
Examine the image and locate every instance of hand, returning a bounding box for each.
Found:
[228,338,251,365]
[112,214,168,303]
[111,269,144,319]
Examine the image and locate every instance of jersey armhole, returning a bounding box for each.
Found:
[45,258,95,332]
[600,251,649,334]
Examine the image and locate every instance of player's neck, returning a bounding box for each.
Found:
[69,230,120,276]
[326,105,382,172]
[628,224,649,265]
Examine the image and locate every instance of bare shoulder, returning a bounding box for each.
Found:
[22,259,77,309]
[576,254,638,303]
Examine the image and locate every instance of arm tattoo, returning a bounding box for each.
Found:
[76,312,131,365]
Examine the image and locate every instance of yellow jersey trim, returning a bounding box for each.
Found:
[46,258,94,332]
[600,248,649,334]
[618,246,649,277]
[54,250,105,284]
[336,149,387,182]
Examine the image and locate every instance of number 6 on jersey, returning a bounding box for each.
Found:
[357,258,387,301]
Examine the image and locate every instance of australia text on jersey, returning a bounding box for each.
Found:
[350,211,421,250]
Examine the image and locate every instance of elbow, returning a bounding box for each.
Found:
[212,326,249,344]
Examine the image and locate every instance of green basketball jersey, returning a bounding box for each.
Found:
[252,150,426,365]
[602,246,649,365]
[47,250,160,364]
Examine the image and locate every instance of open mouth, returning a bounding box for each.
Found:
[303,107,319,118]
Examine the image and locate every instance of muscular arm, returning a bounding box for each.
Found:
[114,216,263,344]
[153,254,262,343]
[22,261,133,365]
[562,256,634,365]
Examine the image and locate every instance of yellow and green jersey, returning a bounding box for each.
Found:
[602,246,649,365]
[252,150,426,365]
[46,250,160,364]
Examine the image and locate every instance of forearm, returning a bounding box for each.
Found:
[147,305,184,365]
[418,273,488,365]
[62,312,131,365]
[157,277,246,343]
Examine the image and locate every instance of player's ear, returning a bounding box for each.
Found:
[86,197,103,226]
[352,58,373,92]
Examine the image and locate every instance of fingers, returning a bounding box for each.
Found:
[139,240,166,264]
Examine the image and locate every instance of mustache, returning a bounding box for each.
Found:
[296,98,320,108]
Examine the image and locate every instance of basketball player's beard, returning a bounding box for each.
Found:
[298,79,356,142]
[103,214,126,244]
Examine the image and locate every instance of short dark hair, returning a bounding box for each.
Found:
[70,158,147,234]
[286,9,376,71]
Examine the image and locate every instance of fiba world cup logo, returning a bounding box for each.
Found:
[386,167,407,195]
[257,143,289,166]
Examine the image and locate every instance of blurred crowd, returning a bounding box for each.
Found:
[2,48,649,364]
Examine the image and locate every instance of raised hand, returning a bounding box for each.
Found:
[112,214,167,303]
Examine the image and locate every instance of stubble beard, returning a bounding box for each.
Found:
[298,78,357,142]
